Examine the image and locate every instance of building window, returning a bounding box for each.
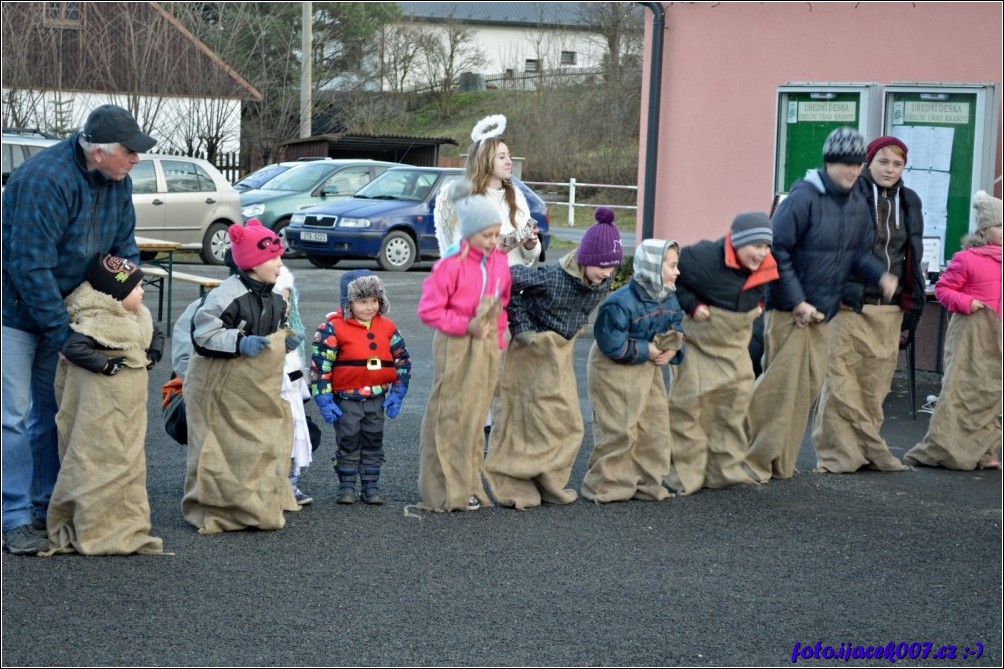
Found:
[560,51,577,66]
[525,59,540,74]
[45,2,82,28]
[503,69,514,79]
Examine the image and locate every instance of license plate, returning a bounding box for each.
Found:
[301,231,327,243]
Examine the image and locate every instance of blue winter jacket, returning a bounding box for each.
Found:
[593,280,685,366]
[2,131,139,346]
[765,168,885,321]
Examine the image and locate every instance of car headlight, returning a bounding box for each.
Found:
[338,218,371,228]
[290,213,306,225]
[242,203,265,217]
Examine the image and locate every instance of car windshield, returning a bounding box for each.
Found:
[261,163,334,192]
[355,169,440,202]
[235,165,289,191]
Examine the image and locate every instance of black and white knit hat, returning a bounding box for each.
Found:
[822,127,866,165]
[86,253,144,301]
[730,212,773,248]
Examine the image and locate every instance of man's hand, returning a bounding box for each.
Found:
[878,272,899,302]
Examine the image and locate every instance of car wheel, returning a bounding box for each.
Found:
[273,218,303,259]
[307,255,340,269]
[377,231,416,272]
[201,222,230,265]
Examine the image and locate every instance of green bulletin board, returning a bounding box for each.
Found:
[775,91,863,193]
[886,89,980,265]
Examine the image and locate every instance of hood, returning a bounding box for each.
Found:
[339,269,389,316]
[559,250,612,291]
[632,239,678,302]
[306,198,420,219]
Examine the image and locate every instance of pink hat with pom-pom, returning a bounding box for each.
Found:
[229,218,283,270]
[576,206,623,267]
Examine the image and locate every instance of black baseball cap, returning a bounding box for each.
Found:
[81,104,157,152]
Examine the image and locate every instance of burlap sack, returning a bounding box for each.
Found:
[44,354,164,556]
[905,309,1003,470]
[182,330,298,533]
[666,307,760,495]
[581,342,673,503]
[417,307,498,512]
[812,305,907,473]
[746,310,829,480]
[485,332,582,509]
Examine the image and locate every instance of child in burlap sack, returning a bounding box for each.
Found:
[485,207,623,509]
[182,220,304,533]
[416,180,512,512]
[581,239,685,504]
[667,213,779,496]
[905,191,1002,471]
[43,253,165,556]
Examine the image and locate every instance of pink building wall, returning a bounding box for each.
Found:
[638,2,1003,244]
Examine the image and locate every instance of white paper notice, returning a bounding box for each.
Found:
[922,237,943,271]
[926,172,951,216]
[929,127,955,172]
[907,126,934,169]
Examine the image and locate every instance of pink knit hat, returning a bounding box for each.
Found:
[229,219,283,270]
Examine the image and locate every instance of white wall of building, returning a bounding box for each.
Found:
[2,89,242,155]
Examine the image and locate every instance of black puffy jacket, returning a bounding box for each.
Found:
[765,169,885,321]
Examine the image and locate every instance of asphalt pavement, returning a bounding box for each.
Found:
[2,257,1000,667]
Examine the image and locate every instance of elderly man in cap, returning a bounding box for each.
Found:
[745,127,899,483]
[1,104,156,554]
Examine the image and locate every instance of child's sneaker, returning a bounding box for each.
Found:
[467,495,480,511]
[978,454,1002,470]
[294,489,313,506]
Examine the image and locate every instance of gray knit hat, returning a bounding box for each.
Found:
[822,127,866,165]
[730,212,773,248]
[972,190,1002,231]
[448,180,503,240]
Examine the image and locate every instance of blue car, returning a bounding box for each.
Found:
[286,166,551,271]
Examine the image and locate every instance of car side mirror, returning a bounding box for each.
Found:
[321,185,340,197]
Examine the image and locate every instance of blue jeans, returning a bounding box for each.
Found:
[2,326,61,531]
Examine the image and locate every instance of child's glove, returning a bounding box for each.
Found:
[513,331,535,347]
[285,332,305,352]
[146,349,162,370]
[382,388,406,418]
[102,357,127,376]
[314,393,343,424]
[239,335,270,357]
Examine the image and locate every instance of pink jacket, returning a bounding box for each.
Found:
[418,243,512,349]
[935,244,1002,317]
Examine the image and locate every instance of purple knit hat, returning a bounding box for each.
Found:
[576,207,623,267]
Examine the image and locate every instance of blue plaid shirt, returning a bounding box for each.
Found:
[2,131,139,345]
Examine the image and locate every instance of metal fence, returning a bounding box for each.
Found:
[522,178,637,226]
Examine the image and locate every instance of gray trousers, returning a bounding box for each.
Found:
[333,397,385,468]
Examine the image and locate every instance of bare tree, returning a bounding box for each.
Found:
[577,2,643,87]
[381,24,426,94]
[416,21,487,117]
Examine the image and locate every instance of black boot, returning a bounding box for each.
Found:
[335,464,358,504]
[360,466,384,505]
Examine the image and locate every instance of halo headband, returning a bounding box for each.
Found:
[471,114,507,143]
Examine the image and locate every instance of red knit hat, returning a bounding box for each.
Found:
[229,219,283,270]
[866,136,908,166]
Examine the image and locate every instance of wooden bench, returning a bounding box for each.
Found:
[142,265,222,334]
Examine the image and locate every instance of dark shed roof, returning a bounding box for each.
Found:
[277,134,458,167]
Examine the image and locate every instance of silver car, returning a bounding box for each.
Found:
[131,154,242,265]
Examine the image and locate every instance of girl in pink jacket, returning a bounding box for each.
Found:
[906,190,1002,470]
[415,180,512,512]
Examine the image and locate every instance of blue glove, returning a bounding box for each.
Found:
[239,335,270,357]
[314,393,343,425]
[285,332,305,352]
[382,388,405,419]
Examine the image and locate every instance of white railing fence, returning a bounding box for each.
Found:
[522,179,638,226]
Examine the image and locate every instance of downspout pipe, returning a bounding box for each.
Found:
[637,2,664,241]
